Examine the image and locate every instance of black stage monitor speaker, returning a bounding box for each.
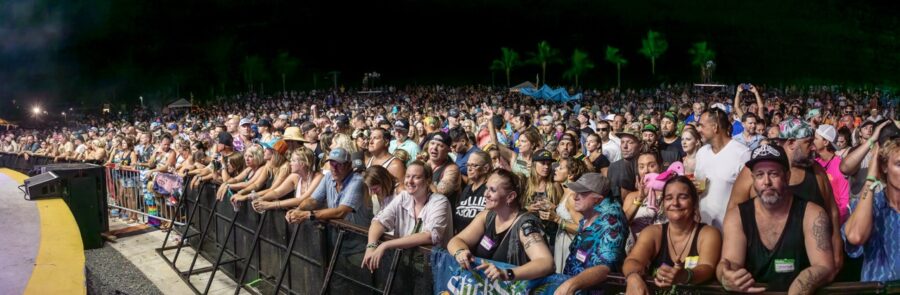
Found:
[35,163,108,249]
[24,171,63,200]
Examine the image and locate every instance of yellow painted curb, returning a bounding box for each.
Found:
[0,168,86,295]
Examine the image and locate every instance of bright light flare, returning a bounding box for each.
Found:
[32,106,41,115]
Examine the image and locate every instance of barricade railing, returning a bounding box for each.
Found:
[0,152,184,227]
[105,164,186,227]
[164,177,896,295]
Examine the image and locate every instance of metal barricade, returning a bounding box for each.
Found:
[105,164,185,226]
[162,179,895,295]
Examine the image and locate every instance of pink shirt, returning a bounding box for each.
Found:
[816,156,849,224]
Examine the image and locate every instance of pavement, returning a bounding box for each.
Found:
[102,218,251,295]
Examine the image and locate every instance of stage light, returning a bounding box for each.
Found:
[32,107,41,115]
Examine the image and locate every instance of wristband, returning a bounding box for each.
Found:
[868,139,875,149]
[366,242,380,249]
[868,180,883,191]
[866,176,878,182]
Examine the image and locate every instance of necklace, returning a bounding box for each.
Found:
[668,223,696,264]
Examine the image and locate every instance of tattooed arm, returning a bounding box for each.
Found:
[790,205,835,295]
[510,228,554,280]
[435,163,460,196]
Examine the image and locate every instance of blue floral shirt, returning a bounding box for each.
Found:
[842,190,900,282]
[563,197,628,275]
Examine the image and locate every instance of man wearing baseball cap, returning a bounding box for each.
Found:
[813,124,850,223]
[728,118,844,274]
[288,147,368,227]
[426,131,461,197]
[718,144,835,293]
[556,173,627,294]
[388,118,419,165]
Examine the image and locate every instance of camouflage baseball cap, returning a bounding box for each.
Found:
[778,116,814,140]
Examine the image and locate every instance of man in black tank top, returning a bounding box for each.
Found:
[727,119,844,273]
[426,132,461,198]
[717,144,835,293]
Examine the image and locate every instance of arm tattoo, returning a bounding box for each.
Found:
[812,211,833,252]
[436,166,460,195]
[795,268,825,295]
[522,233,544,250]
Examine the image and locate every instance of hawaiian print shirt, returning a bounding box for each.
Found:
[563,197,628,275]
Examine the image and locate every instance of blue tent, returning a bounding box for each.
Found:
[518,85,582,103]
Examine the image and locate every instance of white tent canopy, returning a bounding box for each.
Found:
[166,98,193,109]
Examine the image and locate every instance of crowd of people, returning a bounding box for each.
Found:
[1,83,898,294]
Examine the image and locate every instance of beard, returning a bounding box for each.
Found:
[661,130,674,137]
[758,189,783,206]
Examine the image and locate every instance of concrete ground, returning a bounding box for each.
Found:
[103,218,252,295]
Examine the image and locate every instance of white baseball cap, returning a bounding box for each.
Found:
[815,124,837,149]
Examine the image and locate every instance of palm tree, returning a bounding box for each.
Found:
[688,41,716,81]
[605,46,628,89]
[272,52,300,94]
[527,40,562,86]
[563,49,594,89]
[490,47,521,87]
[638,30,668,76]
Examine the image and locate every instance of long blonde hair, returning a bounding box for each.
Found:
[523,160,562,209]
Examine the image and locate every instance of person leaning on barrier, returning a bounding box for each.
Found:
[842,137,900,282]
[286,147,369,227]
[446,169,554,282]
[717,144,835,293]
[622,176,722,295]
[192,145,241,189]
[251,147,323,212]
[231,139,291,205]
[215,144,265,201]
[553,173,627,295]
[361,161,453,272]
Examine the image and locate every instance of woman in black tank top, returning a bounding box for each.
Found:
[446,169,554,281]
[623,176,722,294]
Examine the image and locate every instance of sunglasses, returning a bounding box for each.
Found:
[599,128,610,132]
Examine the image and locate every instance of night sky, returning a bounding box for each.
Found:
[1,0,899,116]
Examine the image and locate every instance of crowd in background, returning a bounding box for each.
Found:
[1,83,898,294]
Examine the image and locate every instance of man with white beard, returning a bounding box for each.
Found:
[717,144,835,293]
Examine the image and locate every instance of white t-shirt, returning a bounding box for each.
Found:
[602,140,622,162]
[695,139,750,229]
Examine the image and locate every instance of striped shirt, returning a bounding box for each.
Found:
[842,190,900,282]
